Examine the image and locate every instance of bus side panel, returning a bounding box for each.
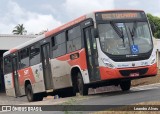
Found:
[30,63,45,93]
[67,49,90,84]
[4,73,15,96]
[50,48,89,90]
[51,49,89,89]
[18,64,45,94]
[50,58,72,90]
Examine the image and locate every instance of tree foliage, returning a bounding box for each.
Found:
[12,24,27,35]
[147,14,160,38]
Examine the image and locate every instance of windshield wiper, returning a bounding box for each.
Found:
[110,21,125,47]
[128,22,137,45]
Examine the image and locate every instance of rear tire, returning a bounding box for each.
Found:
[25,84,43,102]
[77,73,88,95]
[120,80,131,91]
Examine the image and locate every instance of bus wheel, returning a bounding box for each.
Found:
[77,73,88,96]
[120,80,131,91]
[25,84,43,102]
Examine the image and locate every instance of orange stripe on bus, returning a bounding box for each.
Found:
[45,15,86,37]
[68,49,87,70]
[94,9,144,13]
[99,63,157,80]
[18,67,36,86]
[10,49,18,53]
[56,49,87,70]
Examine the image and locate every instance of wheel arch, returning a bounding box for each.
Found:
[71,66,81,84]
[24,79,32,93]
[70,65,90,84]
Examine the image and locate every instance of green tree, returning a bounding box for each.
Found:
[12,24,27,35]
[147,14,160,38]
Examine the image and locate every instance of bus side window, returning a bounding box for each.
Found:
[19,48,29,69]
[4,56,12,74]
[52,32,66,58]
[30,43,40,66]
[52,36,58,50]
[67,25,82,53]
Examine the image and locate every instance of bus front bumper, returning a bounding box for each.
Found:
[99,63,158,80]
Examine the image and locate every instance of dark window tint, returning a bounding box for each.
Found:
[4,56,12,74]
[52,36,55,47]
[20,48,29,69]
[52,32,66,58]
[56,33,66,44]
[30,43,40,66]
[53,43,66,58]
[68,26,81,40]
[67,26,82,53]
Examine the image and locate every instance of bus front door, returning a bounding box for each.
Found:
[12,56,21,97]
[84,27,100,82]
[41,43,53,91]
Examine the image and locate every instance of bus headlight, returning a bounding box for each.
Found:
[101,59,115,68]
[104,63,115,68]
[151,58,156,65]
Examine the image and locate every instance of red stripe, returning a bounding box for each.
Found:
[45,15,86,37]
[99,63,157,80]
[94,9,144,13]
[10,49,18,53]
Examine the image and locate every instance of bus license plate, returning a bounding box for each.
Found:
[130,73,139,77]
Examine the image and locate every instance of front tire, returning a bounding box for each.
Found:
[120,80,131,91]
[25,84,43,102]
[77,73,88,95]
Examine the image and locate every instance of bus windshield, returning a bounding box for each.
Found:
[98,21,152,55]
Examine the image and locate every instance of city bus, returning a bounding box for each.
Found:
[3,10,157,102]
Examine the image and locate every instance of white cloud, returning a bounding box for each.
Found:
[39,0,114,23]
[0,23,15,34]
[24,14,62,34]
[64,0,114,19]
[0,0,115,34]
[0,1,62,34]
[128,1,140,6]
[1,0,160,34]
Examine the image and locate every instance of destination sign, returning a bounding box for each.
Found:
[102,13,139,19]
[96,11,146,20]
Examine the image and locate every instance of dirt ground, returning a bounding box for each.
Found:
[132,70,160,86]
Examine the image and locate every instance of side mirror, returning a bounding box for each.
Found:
[93,28,99,38]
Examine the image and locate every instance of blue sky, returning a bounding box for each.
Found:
[0,0,160,34]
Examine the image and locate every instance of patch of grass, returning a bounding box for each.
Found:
[91,101,160,114]
[60,96,89,114]
[92,111,158,114]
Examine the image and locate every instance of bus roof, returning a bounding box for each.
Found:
[45,15,86,38]
[94,9,144,13]
[3,9,145,57]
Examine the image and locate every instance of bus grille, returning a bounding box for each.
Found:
[119,68,148,77]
